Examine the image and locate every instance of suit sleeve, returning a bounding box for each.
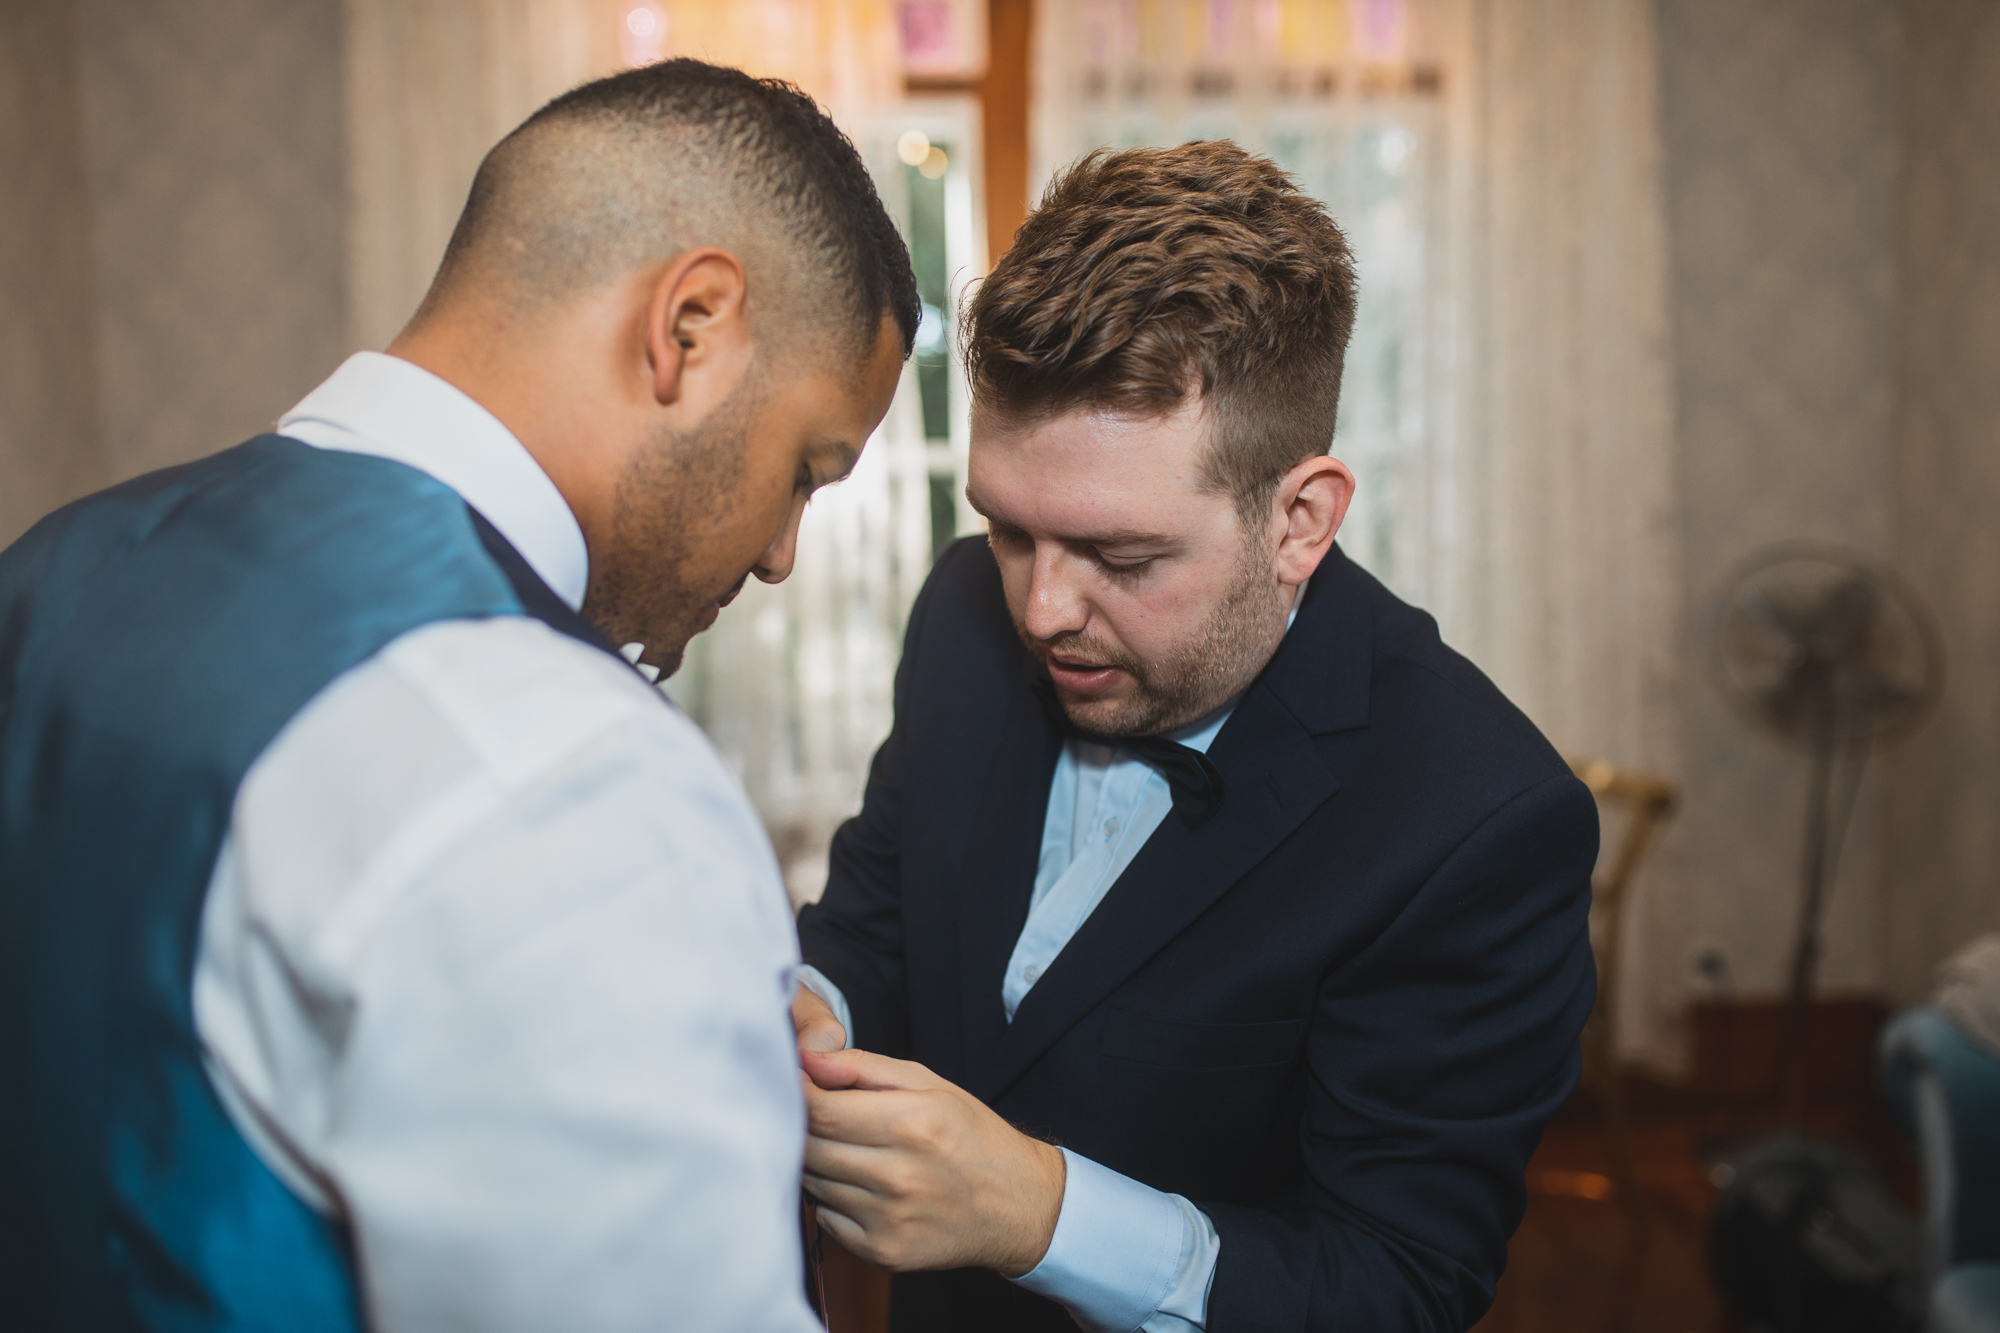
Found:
[1201,772,1599,1332]
[793,540,963,1058]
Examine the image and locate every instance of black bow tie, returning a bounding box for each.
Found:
[1031,674,1226,830]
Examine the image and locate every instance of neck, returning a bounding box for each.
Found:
[388,306,625,564]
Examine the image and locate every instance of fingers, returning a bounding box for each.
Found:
[799,1048,866,1091]
[791,984,847,1053]
[803,1130,909,1187]
[810,1204,886,1268]
[801,1164,887,1213]
[796,1017,847,1056]
[806,1183,928,1273]
[799,1047,937,1093]
[804,1083,933,1148]
[791,983,832,1023]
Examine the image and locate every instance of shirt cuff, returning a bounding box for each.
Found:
[794,965,852,1049]
[1011,1148,1217,1333]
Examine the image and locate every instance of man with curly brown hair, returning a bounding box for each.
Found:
[792,141,1599,1332]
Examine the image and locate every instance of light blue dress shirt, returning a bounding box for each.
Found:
[1004,698,1237,1332]
[800,587,1304,1332]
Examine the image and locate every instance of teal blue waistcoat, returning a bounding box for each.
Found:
[0,436,612,1330]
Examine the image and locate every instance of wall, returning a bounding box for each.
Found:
[1649,0,1903,1057]
[1884,0,2000,1000]
[345,0,619,352]
[0,0,103,548]
[73,0,350,481]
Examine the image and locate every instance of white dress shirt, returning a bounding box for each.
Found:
[193,352,820,1332]
[799,589,1305,1333]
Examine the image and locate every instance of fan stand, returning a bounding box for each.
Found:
[1702,542,1943,1333]
[1772,696,1869,1131]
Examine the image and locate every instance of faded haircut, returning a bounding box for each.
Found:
[420,59,920,362]
[965,142,1358,523]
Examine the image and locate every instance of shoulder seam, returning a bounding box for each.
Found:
[1374,644,1561,760]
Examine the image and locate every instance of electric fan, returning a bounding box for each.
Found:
[1705,543,1944,1333]
[1706,541,1944,1114]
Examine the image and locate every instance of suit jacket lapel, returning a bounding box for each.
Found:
[968,684,1338,1101]
[966,555,1376,1103]
[953,661,1065,1073]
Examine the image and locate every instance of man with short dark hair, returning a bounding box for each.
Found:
[0,60,915,1330]
[793,142,1599,1331]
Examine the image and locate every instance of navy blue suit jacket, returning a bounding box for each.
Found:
[796,538,1598,1332]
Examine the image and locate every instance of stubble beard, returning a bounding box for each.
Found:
[1019,528,1294,738]
[581,386,752,679]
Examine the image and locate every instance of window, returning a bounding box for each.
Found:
[667,99,984,901]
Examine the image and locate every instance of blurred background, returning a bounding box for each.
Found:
[4,1,1997,1327]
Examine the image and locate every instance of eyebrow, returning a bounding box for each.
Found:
[964,486,1174,547]
[1066,528,1178,547]
[818,441,860,483]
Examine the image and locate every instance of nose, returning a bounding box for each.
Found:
[753,494,807,585]
[1021,543,1089,641]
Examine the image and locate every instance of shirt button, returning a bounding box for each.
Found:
[1022,964,1041,984]
[1102,817,1120,839]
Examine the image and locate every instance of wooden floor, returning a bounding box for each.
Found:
[1476,1084,1916,1333]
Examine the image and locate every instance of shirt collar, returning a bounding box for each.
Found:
[277,352,590,611]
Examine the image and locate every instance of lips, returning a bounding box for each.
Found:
[1045,654,1127,696]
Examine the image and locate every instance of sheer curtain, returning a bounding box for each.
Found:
[1034,0,1686,1069]
[1435,0,1684,1073]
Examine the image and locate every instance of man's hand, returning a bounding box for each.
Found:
[792,981,847,1055]
[800,1048,1066,1277]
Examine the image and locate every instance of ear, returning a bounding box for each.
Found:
[644,247,752,408]
[1270,454,1356,586]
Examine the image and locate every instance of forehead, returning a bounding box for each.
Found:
[968,401,1217,534]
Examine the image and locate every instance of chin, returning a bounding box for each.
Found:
[1066,692,1155,737]
[631,625,694,681]
[634,576,752,681]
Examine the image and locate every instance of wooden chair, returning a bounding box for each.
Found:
[1559,757,1678,1328]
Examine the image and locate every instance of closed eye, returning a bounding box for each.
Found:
[797,464,844,498]
[1095,549,1159,576]
[799,443,860,497]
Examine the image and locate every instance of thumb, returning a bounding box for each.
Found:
[796,1017,847,1056]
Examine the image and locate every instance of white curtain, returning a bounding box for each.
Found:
[1435,0,1684,1073]
[1034,0,1686,1070]
[1430,0,1680,789]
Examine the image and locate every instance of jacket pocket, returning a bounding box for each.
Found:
[1097,1009,1305,1069]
